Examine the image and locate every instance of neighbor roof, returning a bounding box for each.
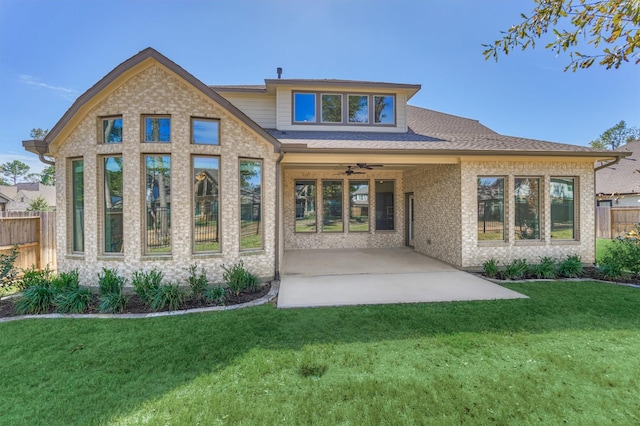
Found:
[596,140,640,194]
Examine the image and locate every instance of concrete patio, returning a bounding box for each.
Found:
[278,247,527,308]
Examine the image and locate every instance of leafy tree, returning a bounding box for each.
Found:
[26,196,51,212]
[589,120,640,149]
[483,0,640,71]
[40,165,55,186]
[30,128,49,140]
[0,160,30,185]
[0,177,8,186]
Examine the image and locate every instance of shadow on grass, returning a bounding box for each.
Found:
[0,281,638,424]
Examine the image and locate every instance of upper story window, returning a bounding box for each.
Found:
[192,117,220,145]
[143,115,171,143]
[293,92,395,126]
[101,117,123,144]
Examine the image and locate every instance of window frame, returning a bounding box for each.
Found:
[477,176,506,242]
[321,180,344,233]
[295,180,318,233]
[239,158,264,251]
[550,176,577,241]
[348,94,370,124]
[99,116,123,144]
[192,155,221,254]
[70,158,84,253]
[375,180,395,231]
[514,176,541,241]
[142,115,171,143]
[292,91,395,126]
[349,180,370,232]
[321,93,343,123]
[101,155,124,255]
[143,155,172,256]
[373,95,396,125]
[293,92,317,123]
[191,117,220,145]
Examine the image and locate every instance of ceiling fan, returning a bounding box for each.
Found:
[356,163,384,170]
[344,165,365,176]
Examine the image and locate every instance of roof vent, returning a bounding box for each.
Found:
[277,67,282,79]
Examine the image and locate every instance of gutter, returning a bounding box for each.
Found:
[594,154,625,172]
[22,139,55,166]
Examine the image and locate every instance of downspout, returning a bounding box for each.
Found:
[594,155,623,172]
[38,154,55,166]
[274,149,285,281]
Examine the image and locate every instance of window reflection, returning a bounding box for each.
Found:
[322,181,343,232]
[294,93,316,123]
[104,156,123,253]
[349,181,369,232]
[550,177,575,239]
[321,94,342,123]
[348,95,369,123]
[145,156,171,254]
[192,119,219,145]
[193,157,220,252]
[144,116,171,142]
[374,95,394,124]
[240,159,262,250]
[102,118,122,143]
[295,180,317,233]
[477,177,504,241]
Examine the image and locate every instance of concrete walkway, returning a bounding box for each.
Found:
[278,248,527,308]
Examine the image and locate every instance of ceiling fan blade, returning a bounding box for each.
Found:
[356,163,383,169]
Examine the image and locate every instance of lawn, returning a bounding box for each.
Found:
[596,237,616,262]
[1,281,639,425]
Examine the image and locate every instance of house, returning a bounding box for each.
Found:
[22,48,624,285]
[596,140,640,206]
[0,183,56,211]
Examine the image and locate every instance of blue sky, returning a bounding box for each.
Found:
[1,0,638,175]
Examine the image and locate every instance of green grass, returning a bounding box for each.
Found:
[596,237,616,262]
[1,281,639,425]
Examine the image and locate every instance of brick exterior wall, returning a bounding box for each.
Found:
[55,64,279,286]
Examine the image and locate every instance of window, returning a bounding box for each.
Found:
[143,116,171,143]
[514,177,540,240]
[375,180,395,230]
[193,156,220,252]
[374,95,394,124]
[71,159,84,252]
[477,177,504,241]
[101,117,123,143]
[239,159,262,250]
[295,180,317,233]
[348,95,369,123]
[293,93,316,123]
[321,94,342,123]
[349,181,369,232]
[144,155,171,254]
[103,156,123,253]
[192,118,220,145]
[322,180,343,232]
[550,177,575,240]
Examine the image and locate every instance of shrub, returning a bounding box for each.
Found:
[186,264,208,301]
[98,268,127,295]
[0,244,19,288]
[14,283,54,315]
[597,261,625,279]
[54,286,92,314]
[19,265,53,289]
[222,261,261,296]
[150,283,184,311]
[599,237,640,276]
[482,258,499,278]
[51,269,80,294]
[205,285,227,305]
[558,255,584,278]
[532,257,558,279]
[99,292,130,313]
[503,258,529,280]
[131,269,163,303]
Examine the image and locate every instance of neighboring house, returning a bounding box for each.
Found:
[0,183,56,211]
[595,140,640,206]
[22,48,623,285]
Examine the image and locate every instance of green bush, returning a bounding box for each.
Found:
[54,286,92,314]
[150,283,184,311]
[99,292,130,313]
[599,238,640,277]
[0,244,19,288]
[558,255,584,278]
[19,265,53,289]
[222,261,260,296]
[503,259,529,280]
[51,269,80,294]
[532,257,558,279]
[205,285,227,305]
[131,269,163,303]
[14,284,54,315]
[186,264,208,301]
[482,258,499,278]
[98,268,127,295]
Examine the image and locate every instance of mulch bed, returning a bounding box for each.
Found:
[480,266,640,285]
[0,282,272,318]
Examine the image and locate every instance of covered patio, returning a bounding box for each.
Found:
[277,247,527,308]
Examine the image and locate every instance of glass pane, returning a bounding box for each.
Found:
[295,180,316,233]
[321,94,342,123]
[145,156,171,254]
[322,181,343,232]
[102,118,122,143]
[192,119,219,145]
[551,177,575,239]
[477,177,504,241]
[514,177,540,239]
[104,157,123,253]
[375,180,395,230]
[193,156,220,252]
[348,95,369,123]
[72,159,84,252]
[144,117,171,142]
[240,160,262,250]
[374,95,394,124]
[294,93,316,123]
[349,181,369,232]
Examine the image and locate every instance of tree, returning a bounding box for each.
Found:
[0,160,30,185]
[483,0,640,71]
[30,128,49,140]
[40,165,55,186]
[589,120,640,149]
[26,196,51,212]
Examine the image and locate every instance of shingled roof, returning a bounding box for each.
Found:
[596,140,640,195]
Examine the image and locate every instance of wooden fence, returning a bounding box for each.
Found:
[0,211,56,272]
[596,206,640,239]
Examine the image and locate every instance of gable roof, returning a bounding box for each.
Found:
[24,48,281,156]
[596,140,640,194]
